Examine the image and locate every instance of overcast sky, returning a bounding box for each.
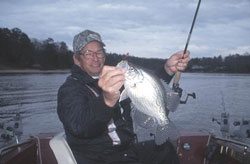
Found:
[0,0,250,59]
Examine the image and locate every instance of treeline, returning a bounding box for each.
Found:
[0,27,73,70]
[0,27,250,73]
[105,52,250,73]
[105,53,165,71]
[188,54,250,73]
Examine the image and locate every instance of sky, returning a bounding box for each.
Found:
[0,0,250,59]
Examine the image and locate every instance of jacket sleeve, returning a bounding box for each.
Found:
[57,80,118,139]
[155,64,174,84]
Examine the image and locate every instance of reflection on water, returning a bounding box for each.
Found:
[1,74,65,112]
[0,73,250,138]
[0,73,69,137]
[170,73,250,136]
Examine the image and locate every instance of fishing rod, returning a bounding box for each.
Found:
[173,0,201,93]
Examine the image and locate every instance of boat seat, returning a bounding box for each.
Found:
[49,132,77,164]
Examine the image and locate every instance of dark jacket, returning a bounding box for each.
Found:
[57,64,173,156]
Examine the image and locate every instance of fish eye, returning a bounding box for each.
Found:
[129,67,134,71]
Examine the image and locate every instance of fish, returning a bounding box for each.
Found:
[117,60,169,126]
[117,60,179,145]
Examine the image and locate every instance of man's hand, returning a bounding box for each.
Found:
[98,66,125,107]
[164,51,190,76]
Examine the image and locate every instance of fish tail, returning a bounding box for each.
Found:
[155,119,180,147]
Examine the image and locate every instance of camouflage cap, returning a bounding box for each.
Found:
[73,29,105,54]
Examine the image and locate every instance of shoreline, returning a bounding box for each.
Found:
[0,69,70,74]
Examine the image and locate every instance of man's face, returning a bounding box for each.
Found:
[74,41,105,76]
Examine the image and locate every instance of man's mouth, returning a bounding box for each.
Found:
[92,64,100,67]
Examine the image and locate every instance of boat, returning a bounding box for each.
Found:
[1,111,250,164]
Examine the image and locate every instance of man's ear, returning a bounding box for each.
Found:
[73,55,80,66]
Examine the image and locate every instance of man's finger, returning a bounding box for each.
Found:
[100,67,125,79]
[182,51,190,59]
[173,51,184,59]
[104,80,124,93]
[179,56,190,64]
[100,66,116,74]
[104,75,125,89]
[98,69,125,93]
[99,66,116,77]
[102,65,116,71]
[176,50,190,59]
[177,63,188,70]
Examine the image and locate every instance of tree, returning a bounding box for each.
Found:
[39,38,58,69]
[0,28,34,67]
[56,41,73,69]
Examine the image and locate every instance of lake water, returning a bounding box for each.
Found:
[0,72,250,139]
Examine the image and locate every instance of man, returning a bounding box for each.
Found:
[57,29,190,164]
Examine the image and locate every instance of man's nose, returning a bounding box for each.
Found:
[92,53,98,61]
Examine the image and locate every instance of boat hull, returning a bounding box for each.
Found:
[0,133,57,164]
[1,132,249,164]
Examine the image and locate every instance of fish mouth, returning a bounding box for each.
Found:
[117,60,144,83]
[116,60,129,71]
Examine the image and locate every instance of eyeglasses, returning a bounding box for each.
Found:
[82,49,105,59]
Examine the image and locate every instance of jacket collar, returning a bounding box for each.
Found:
[71,64,97,85]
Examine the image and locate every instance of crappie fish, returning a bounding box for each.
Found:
[117,60,169,126]
[117,60,180,145]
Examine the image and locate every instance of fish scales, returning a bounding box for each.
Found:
[117,60,169,126]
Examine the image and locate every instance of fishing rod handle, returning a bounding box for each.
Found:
[173,71,181,86]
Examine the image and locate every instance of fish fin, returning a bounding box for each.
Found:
[160,79,180,112]
[130,107,158,142]
[119,89,129,102]
[155,119,180,147]
[131,108,156,129]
